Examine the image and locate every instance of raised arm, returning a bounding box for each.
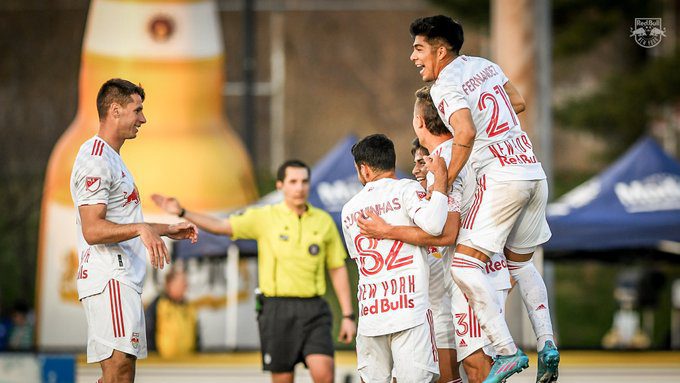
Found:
[411,155,449,236]
[151,193,234,236]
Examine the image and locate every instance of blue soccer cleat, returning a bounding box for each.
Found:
[483,348,529,383]
[536,340,560,383]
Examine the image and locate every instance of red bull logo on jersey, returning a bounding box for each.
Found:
[630,18,666,48]
[123,186,141,207]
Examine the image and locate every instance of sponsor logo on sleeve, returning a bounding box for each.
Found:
[85,177,101,192]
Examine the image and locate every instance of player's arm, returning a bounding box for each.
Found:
[409,155,448,236]
[328,265,356,343]
[151,194,233,236]
[78,204,197,269]
[503,81,526,114]
[359,210,459,246]
[447,109,475,187]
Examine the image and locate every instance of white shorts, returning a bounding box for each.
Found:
[458,175,552,255]
[428,250,456,350]
[357,310,439,383]
[81,279,147,363]
[450,285,509,362]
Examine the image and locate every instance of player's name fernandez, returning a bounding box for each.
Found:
[487,133,539,167]
[343,197,403,228]
[461,64,500,95]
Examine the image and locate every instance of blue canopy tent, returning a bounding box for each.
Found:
[544,137,680,252]
[174,134,408,258]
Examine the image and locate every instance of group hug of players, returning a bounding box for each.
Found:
[340,15,560,383]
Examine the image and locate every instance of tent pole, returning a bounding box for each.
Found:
[226,244,240,350]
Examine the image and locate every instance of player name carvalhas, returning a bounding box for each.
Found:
[358,275,416,317]
[488,134,538,167]
[344,198,402,228]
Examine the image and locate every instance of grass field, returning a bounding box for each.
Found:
[76,351,680,382]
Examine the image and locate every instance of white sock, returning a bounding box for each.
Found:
[507,259,555,351]
[450,254,517,356]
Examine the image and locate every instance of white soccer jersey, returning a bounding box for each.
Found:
[70,136,147,299]
[430,55,546,182]
[342,178,441,337]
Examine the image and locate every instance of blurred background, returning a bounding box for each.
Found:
[1,0,680,381]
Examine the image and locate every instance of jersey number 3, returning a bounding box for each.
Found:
[477,85,517,138]
[354,235,413,277]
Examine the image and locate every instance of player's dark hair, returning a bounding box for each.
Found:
[410,137,430,157]
[96,78,146,121]
[415,86,450,136]
[410,15,464,55]
[276,159,311,182]
[351,134,396,172]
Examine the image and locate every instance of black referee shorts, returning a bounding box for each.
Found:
[257,296,334,372]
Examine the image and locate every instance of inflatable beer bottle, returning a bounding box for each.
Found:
[36,0,258,349]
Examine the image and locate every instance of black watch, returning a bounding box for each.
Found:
[343,313,356,321]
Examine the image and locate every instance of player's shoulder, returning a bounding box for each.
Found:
[396,178,424,193]
[77,136,117,160]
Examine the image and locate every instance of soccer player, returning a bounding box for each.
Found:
[70,78,198,383]
[342,134,449,383]
[409,15,559,383]
[359,87,512,383]
[152,160,356,383]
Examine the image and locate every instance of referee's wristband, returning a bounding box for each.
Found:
[178,208,186,218]
[342,313,356,321]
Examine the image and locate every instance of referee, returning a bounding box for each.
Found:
[152,160,356,383]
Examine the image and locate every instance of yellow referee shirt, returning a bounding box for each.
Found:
[230,202,347,297]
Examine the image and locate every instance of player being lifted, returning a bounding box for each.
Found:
[408,15,559,383]
[359,87,512,383]
[342,134,449,383]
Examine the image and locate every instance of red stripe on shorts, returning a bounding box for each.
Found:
[426,309,438,363]
[115,280,125,337]
[108,280,118,337]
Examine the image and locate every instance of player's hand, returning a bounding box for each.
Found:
[338,317,356,344]
[138,223,170,270]
[358,210,391,240]
[167,222,199,244]
[424,154,446,178]
[151,193,182,216]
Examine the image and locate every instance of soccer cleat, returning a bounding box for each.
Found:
[483,349,529,383]
[536,340,560,383]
